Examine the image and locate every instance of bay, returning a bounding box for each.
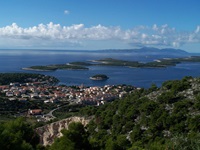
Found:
[0,49,200,88]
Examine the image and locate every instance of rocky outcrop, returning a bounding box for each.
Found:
[35,116,91,146]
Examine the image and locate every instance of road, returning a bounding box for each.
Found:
[45,107,60,119]
[44,101,75,119]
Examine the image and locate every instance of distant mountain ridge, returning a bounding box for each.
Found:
[98,47,189,55]
[0,47,190,56]
[138,47,188,53]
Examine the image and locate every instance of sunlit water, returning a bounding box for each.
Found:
[0,49,200,88]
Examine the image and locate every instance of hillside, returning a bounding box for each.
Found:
[78,76,200,149]
[1,76,200,149]
[35,76,200,149]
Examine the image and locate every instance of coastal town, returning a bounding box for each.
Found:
[0,74,137,121]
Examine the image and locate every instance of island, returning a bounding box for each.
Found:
[23,56,200,71]
[91,56,200,68]
[22,66,58,71]
[90,74,109,81]
[68,61,92,66]
[22,64,89,71]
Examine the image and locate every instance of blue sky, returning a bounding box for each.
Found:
[0,0,200,52]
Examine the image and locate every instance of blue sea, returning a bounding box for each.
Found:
[1,49,200,88]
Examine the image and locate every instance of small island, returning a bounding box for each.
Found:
[92,56,200,68]
[90,74,109,81]
[22,64,89,71]
[23,56,200,72]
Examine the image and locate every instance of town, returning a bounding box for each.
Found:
[0,75,137,121]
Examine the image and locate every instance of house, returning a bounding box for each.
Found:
[6,91,14,97]
[9,97,16,101]
[28,109,42,115]
[18,98,27,102]
[44,100,50,103]
[50,98,59,103]
[10,82,20,86]
[14,91,21,97]
[0,85,9,91]
[21,94,30,98]
[30,93,39,98]
[39,93,47,98]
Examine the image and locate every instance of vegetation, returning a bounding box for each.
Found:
[28,66,57,71]
[0,73,59,85]
[77,76,200,149]
[1,76,200,149]
[49,64,89,70]
[24,56,200,71]
[0,118,41,150]
[25,64,89,71]
[0,95,62,121]
[53,104,85,119]
[95,56,200,68]
[49,122,91,150]
[69,61,92,66]
[0,73,60,122]
[95,58,140,67]
[90,74,109,80]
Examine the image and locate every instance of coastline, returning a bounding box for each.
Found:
[90,74,109,81]
[90,77,108,81]
[22,67,55,72]
[22,67,89,71]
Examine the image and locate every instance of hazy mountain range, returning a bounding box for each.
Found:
[0,47,194,57]
[96,47,189,55]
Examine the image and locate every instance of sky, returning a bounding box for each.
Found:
[0,0,200,52]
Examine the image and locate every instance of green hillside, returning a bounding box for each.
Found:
[1,76,200,149]
[78,76,200,149]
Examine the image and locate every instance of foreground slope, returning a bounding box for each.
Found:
[80,76,200,149]
[1,76,200,150]
[36,76,200,149]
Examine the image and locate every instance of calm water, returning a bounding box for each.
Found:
[0,50,200,88]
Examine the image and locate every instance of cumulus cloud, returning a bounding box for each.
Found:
[64,10,70,15]
[0,22,200,49]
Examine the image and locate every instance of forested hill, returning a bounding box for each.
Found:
[78,76,200,149]
[0,73,59,85]
[1,76,200,149]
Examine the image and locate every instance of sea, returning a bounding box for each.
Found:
[1,49,200,89]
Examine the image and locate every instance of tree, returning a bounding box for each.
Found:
[105,138,119,150]
[116,135,131,150]
[49,122,91,150]
[148,83,158,92]
[0,118,39,150]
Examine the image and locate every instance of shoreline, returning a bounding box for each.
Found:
[22,68,54,72]
[90,77,108,81]
[22,67,89,71]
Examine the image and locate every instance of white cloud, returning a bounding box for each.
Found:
[0,22,200,49]
[195,26,200,33]
[64,10,70,15]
